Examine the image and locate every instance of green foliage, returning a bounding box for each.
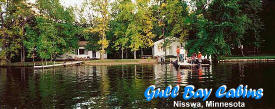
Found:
[152,0,189,50]
[110,0,156,59]
[87,0,111,60]
[127,0,155,52]
[111,0,134,51]
[24,0,79,60]
[185,0,263,57]
[239,0,263,48]
[24,24,38,58]
[0,0,34,63]
[0,0,265,63]
[84,32,101,52]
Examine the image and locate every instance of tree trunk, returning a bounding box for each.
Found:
[100,50,104,60]
[21,46,25,62]
[50,54,53,62]
[126,49,128,59]
[141,48,143,57]
[164,47,167,57]
[134,50,137,59]
[240,45,244,56]
[42,58,44,66]
[23,47,25,62]
[121,48,124,59]
[0,53,7,66]
[32,56,35,66]
[100,35,105,60]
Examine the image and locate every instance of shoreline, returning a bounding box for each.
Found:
[219,59,275,62]
[84,59,157,66]
[0,59,158,67]
[1,56,275,67]
[219,56,275,62]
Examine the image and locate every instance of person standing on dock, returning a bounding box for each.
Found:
[198,52,202,65]
[176,46,180,61]
[180,47,184,62]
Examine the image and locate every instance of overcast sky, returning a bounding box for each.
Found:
[28,0,85,7]
[26,0,196,22]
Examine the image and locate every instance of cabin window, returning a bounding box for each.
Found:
[79,49,85,55]
[92,51,96,58]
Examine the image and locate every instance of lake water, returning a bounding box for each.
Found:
[0,62,274,108]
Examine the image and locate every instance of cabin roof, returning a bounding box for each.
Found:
[154,37,180,45]
[78,41,88,47]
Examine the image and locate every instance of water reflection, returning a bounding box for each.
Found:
[0,62,274,108]
[153,64,213,87]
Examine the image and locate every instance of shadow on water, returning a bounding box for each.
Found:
[0,62,274,108]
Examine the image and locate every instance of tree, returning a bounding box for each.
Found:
[24,20,38,62]
[23,0,79,63]
[152,0,190,56]
[75,0,101,54]
[112,0,134,59]
[127,0,155,59]
[88,0,111,60]
[239,0,263,55]
[185,0,259,58]
[0,0,34,64]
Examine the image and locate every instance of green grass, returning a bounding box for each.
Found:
[1,59,156,66]
[86,59,153,63]
[4,61,64,67]
[223,56,275,60]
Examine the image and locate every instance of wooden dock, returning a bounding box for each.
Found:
[178,62,210,66]
[34,61,83,69]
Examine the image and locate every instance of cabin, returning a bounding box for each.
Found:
[59,41,107,60]
[153,38,187,57]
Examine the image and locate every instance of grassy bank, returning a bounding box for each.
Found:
[223,56,275,59]
[1,61,66,67]
[220,56,275,62]
[0,59,157,67]
[84,59,157,65]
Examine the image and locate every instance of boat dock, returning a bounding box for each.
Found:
[178,62,210,66]
[34,61,83,69]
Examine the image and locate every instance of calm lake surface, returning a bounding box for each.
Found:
[0,62,274,108]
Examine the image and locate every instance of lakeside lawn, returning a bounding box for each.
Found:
[3,56,275,67]
[1,59,157,67]
[84,59,157,65]
[223,56,275,60]
[3,61,65,67]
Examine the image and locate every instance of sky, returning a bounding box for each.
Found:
[28,0,85,7]
[59,0,85,7]
[28,0,88,22]
[26,0,196,22]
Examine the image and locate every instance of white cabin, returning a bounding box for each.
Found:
[153,38,187,57]
[59,41,107,60]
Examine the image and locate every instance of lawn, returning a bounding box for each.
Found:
[222,56,275,60]
[85,59,157,65]
[4,61,65,67]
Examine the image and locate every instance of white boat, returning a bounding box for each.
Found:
[178,61,210,66]
[173,59,211,69]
